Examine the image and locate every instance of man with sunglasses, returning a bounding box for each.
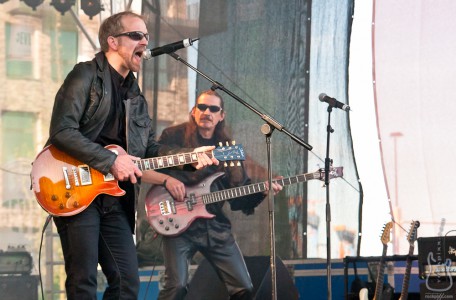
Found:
[142,89,282,300]
[47,12,218,300]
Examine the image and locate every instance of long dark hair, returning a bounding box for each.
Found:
[184,90,231,147]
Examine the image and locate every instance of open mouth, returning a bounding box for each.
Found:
[135,50,143,59]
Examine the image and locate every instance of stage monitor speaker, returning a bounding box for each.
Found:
[185,256,298,300]
[0,275,38,300]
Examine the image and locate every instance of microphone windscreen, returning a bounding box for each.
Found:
[142,49,152,60]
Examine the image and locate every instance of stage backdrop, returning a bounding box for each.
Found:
[371,0,456,253]
[137,0,361,266]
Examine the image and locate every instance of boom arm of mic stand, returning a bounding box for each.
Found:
[167,52,313,151]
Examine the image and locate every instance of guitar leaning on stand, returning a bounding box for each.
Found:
[373,221,394,300]
[399,220,420,300]
[360,222,394,300]
[145,167,343,236]
[31,143,245,216]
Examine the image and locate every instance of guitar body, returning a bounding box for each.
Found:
[359,288,369,300]
[31,143,246,217]
[145,172,224,236]
[145,167,343,236]
[31,144,125,216]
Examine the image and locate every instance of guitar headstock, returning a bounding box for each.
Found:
[380,222,393,245]
[406,220,420,244]
[214,141,245,166]
[317,167,344,181]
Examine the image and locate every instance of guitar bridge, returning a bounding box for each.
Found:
[159,200,176,216]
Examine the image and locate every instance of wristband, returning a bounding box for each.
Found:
[162,177,169,187]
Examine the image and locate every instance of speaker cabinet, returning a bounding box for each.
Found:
[420,281,456,298]
[417,236,456,279]
[185,256,298,300]
[0,275,38,300]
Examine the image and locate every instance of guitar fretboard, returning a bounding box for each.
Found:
[374,245,388,300]
[400,245,415,299]
[135,152,202,171]
[201,172,321,204]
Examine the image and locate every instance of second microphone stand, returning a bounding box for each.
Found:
[324,104,335,300]
[167,52,312,300]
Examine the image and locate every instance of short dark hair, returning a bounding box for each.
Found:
[98,11,146,52]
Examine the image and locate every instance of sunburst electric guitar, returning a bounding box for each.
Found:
[31,143,245,216]
[399,220,420,300]
[145,167,343,236]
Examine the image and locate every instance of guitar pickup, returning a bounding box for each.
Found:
[78,165,93,185]
[159,200,176,216]
[186,193,196,211]
[185,200,194,211]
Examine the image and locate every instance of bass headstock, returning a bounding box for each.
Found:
[317,166,344,181]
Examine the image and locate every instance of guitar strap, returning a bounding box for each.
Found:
[367,261,375,282]
[350,261,368,294]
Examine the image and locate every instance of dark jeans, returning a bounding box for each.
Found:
[157,233,253,300]
[54,196,139,300]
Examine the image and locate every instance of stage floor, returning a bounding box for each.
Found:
[95,257,424,299]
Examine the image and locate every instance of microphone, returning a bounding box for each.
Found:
[318,93,350,111]
[142,38,199,60]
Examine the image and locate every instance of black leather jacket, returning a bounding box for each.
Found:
[48,52,174,230]
[48,52,166,173]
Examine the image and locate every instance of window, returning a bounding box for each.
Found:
[5,22,34,79]
[50,29,78,82]
[1,111,36,209]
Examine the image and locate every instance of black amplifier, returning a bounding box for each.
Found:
[0,275,38,300]
[417,236,456,279]
[0,251,33,275]
[420,281,456,298]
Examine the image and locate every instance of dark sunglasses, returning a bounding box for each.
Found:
[113,31,149,41]
[196,104,222,113]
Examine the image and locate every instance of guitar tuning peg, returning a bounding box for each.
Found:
[232,140,236,145]
[230,162,234,167]
[224,162,228,167]
[226,141,229,146]
[219,142,223,147]
[236,161,241,167]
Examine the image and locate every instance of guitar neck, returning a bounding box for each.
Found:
[374,245,388,300]
[400,245,415,299]
[202,172,319,204]
[135,151,206,171]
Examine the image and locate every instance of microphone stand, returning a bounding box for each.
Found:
[324,104,334,300]
[167,52,312,300]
